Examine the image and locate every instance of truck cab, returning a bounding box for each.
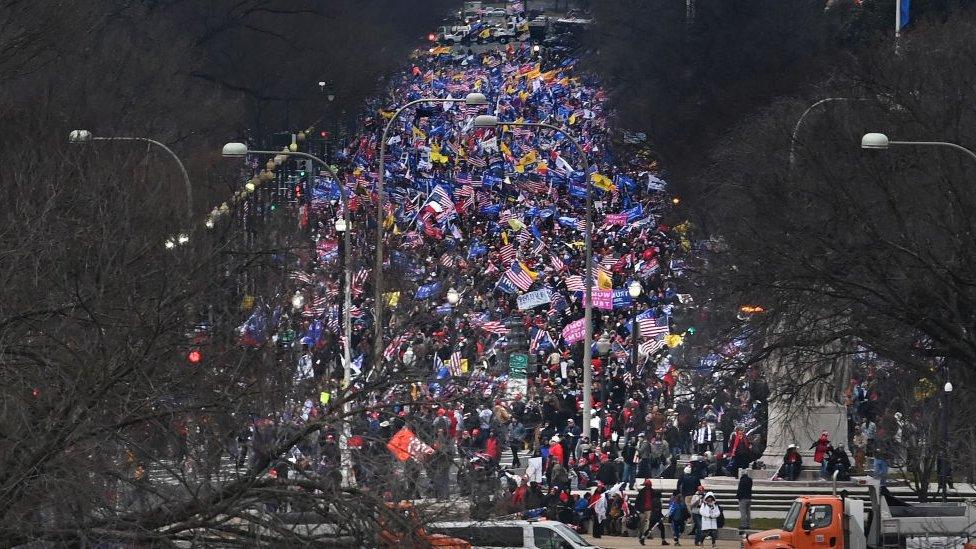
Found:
[744,482,974,549]
[744,496,859,549]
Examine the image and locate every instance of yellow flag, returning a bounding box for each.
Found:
[320,391,331,405]
[592,173,616,192]
[520,262,538,281]
[508,218,525,231]
[384,291,401,307]
[431,45,451,55]
[514,163,525,174]
[568,112,577,125]
[379,109,395,119]
[460,358,469,373]
[519,150,538,166]
[240,294,255,311]
[665,334,684,348]
[500,141,511,158]
[598,269,613,289]
[519,90,529,102]
[412,126,427,141]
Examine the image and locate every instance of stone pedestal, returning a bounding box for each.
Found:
[757,400,848,479]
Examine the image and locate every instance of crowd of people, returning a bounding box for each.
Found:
[221,0,915,536]
[225,0,780,512]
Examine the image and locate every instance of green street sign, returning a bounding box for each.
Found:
[509,353,528,378]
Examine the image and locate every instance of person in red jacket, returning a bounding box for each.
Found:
[810,430,832,479]
[548,435,565,470]
[728,425,752,477]
[485,431,501,466]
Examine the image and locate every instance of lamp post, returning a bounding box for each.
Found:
[628,280,642,372]
[373,92,490,366]
[940,366,953,503]
[69,130,194,223]
[789,98,864,167]
[222,143,355,486]
[472,114,596,438]
[861,133,976,163]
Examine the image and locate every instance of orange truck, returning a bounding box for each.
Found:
[744,480,975,549]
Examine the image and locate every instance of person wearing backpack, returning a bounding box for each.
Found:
[667,492,689,545]
[696,492,721,546]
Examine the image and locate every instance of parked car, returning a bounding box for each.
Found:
[430,520,598,549]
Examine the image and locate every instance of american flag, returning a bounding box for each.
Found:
[456,172,474,187]
[499,209,512,225]
[325,282,339,299]
[484,262,500,276]
[349,305,363,318]
[430,185,455,212]
[551,254,566,272]
[498,244,516,263]
[638,316,670,338]
[565,275,585,292]
[505,262,533,291]
[449,351,462,376]
[576,219,588,232]
[352,268,369,297]
[520,179,546,194]
[532,240,546,256]
[289,270,316,284]
[326,306,340,331]
[513,126,534,139]
[461,103,483,117]
[455,185,474,199]
[304,295,329,318]
[600,255,618,270]
[640,338,666,357]
[467,156,487,168]
[476,321,510,335]
[383,332,413,361]
[441,254,456,268]
[516,230,532,244]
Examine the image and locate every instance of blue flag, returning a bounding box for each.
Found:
[898,0,910,30]
[496,275,519,295]
[416,282,442,300]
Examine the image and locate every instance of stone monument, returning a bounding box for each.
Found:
[758,349,851,479]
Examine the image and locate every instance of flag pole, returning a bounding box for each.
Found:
[895,0,901,40]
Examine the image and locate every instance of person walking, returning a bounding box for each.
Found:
[636,479,669,545]
[689,485,705,542]
[737,470,753,535]
[696,492,721,546]
[667,492,689,545]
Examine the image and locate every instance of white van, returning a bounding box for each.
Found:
[429,520,599,549]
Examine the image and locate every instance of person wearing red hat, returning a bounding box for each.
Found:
[636,479,668,545]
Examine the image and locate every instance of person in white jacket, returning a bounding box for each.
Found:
[696,492,721,546]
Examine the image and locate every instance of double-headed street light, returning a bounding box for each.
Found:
[472,114,596,434]
[70,130,195,248]
[222,142,355,486]
[373,92,489,364]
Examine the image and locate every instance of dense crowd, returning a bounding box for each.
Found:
[223,3,786,534]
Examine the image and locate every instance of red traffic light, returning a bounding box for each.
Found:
[319,130,329,138]
[187,349,202,364]
[428,33,437,42]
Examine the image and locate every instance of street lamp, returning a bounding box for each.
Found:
[222,143,355,486]
[473,113,596,436]
[628,280,642,372]
[69,130,194,223]
[373,92,490,364]
[861,133,976,163]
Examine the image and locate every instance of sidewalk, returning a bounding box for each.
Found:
[582,534,742,548]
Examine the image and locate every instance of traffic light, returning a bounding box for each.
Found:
[187,349,202,364]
